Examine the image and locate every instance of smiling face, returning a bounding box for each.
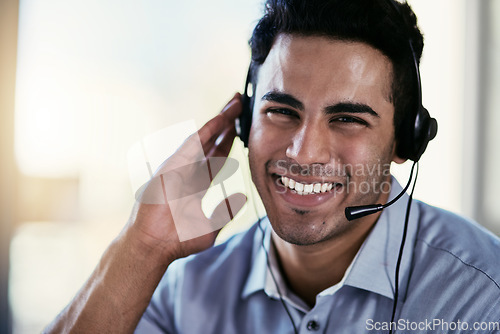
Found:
[248,34,402,246]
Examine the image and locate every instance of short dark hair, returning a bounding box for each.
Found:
[249,0,424,141]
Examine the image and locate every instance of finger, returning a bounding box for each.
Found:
[198,93,242,147]
[200,126,238,186]
[201,124,231,157]
[219,92,243,119]
[160,94,241,166]
[167,192,246,244]
[206,123,237,159]
[200,100,240,154]
[209,192,247,230]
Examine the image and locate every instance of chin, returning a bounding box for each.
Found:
[268,211,352,246]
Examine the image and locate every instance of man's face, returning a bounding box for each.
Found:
[248,34,400,246]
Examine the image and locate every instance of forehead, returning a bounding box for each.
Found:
[256,34,394,104]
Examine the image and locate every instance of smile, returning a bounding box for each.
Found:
[280,176,335,195]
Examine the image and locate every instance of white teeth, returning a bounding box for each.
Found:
[295,182,304,192]
[280,176,335,195]
[283,177,289,187]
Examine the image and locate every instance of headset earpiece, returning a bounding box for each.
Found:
[413,106,438,161]
[236,67,254,147]
[397,104,438,162]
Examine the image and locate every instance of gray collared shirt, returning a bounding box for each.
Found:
[135,179,500,333]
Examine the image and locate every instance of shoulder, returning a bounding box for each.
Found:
[407,201,500,319]
[414,200,500,276]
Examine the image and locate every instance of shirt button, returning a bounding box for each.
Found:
[307,320,320,331]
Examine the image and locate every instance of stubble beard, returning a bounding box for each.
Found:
[247,145,394,247]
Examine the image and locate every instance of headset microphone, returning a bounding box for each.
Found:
[345,162,417,221]
[345,204,385,221]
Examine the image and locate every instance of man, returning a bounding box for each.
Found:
[46,0,500,333]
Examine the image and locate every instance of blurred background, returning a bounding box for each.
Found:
[1,0,499,333]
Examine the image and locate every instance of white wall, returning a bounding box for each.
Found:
[392,0,467,216]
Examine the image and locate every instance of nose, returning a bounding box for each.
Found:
[285,123,332,165]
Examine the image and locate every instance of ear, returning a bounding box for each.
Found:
[393,155,407,164]
[391,142,407,164]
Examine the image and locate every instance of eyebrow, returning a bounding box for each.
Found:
[261,91,304,111]
[326,103,380,118]
[261,90,380,118]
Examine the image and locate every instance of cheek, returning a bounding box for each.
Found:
[337,131,395,170]
[247,119,270,174]
[248,115,288,152]
[328,134,372,162]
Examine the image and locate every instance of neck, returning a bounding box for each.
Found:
[271,216,377,307]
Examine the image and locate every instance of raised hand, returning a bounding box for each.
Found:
[127,93,247,261]
[45,93,247,334]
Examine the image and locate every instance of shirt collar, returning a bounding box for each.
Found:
[343,177,419,300]
[241,177,419,303]
[241,217,311,312]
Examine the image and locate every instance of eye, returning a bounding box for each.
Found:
[266,108,298,118]
[265,108,300,125]
[330,115,369,127]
